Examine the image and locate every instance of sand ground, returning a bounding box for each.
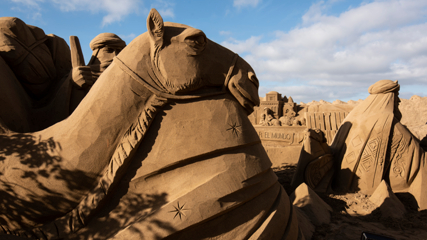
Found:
[274,163,427,240]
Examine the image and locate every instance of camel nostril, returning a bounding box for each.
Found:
[248,72,259,87]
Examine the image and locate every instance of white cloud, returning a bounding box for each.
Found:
[158,8,174,18]
[223,0,427,102]
[50,0,141,26]
[219,30,232,36]
[225,36,262,53]
[103,0,141,25]
[8,0,148,26]
[119,33,137,41]
[9,0,44,19]
[151,0,175,19]
[10,0,43,8]
[233,0,261,8]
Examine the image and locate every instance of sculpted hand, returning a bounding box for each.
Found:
[72,66,93,88]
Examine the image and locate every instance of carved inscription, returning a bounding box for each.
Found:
[257,131,295,144]
[254,126,305,146]
[259,131,293,141]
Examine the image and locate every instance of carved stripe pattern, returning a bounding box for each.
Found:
[61,95,168,234]
[2,95,169,239]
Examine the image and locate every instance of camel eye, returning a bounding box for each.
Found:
[184,34,207,55]
[185,35,206,46]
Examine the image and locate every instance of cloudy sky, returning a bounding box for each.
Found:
[2,0,427,102]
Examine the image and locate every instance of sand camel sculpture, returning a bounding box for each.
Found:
[0,9,302,239]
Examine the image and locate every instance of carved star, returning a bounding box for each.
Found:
[227,122,241,137]
[169,202,188,220]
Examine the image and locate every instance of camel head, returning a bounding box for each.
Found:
[117,9,260,114]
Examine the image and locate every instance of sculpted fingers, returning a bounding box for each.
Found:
[72,66,94,88]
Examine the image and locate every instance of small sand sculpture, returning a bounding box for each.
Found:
[0,9,303,239]
[255,91,300,127]
[260,107,281,126]
[291,129,333,192]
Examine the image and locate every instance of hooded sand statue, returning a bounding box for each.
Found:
[331,80,427,210]
[0,9,303,240]
[0,18,126,132]
[69,33,126,113]
[88,32,126,80]
[0,17,72,132]
[72,32,126,89]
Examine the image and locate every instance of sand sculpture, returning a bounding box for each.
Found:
[331,80,427,210]
[0,17,126,132]
[71,32,126,89]
[254,91,301,127]
[0,17,71,132]
[291,129,333,192]
[260,107,280,126]
[251,92,350,168]
[0,9,303,239]
[294,80,426,210]
[250,91,356,145]
[87,33,126,82]
[69,33,126,112]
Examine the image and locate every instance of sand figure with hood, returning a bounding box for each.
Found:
[292,80,427,210]
[0,17,126,131]
[330,80,427,209]
[0,17,72,132]
[72,33,126,88]
[70,33,126,112]
[0,9,303,239]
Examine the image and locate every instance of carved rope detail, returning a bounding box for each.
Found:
[26,95,169,239]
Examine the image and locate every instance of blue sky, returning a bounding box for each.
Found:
[2,0,427,103]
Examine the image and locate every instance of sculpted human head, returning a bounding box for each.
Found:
[368,79,402,120]
[89,33,126,65]
[368,79,400,95]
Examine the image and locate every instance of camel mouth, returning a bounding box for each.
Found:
[227,57,260,115]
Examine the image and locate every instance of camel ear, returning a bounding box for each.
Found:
[147,8,164,48]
